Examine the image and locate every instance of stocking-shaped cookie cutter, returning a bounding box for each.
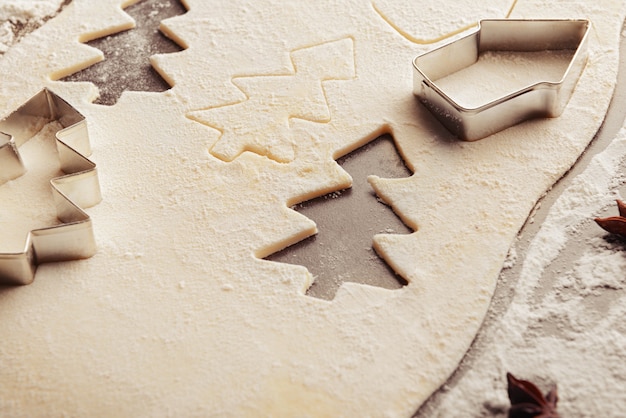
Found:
[0,88,101,285]
[413,19,590,140]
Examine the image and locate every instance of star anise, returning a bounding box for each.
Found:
[507,372,559,418]
[595,199,626,238]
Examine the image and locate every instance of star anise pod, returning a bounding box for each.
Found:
[507,372,559,418]
[595,199,626,238]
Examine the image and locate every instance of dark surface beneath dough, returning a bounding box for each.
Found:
[62,0,185,105]
[267,135,412,300]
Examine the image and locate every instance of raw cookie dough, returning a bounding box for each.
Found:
[0,0,624,416]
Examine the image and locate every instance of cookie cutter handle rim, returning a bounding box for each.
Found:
[412,19,591,140]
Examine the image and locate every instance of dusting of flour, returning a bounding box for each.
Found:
[0,0,625,417]
[0,0,67,53]
[418,127,626,417]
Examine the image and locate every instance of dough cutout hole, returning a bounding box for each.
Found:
[62,0,187,105]
[267,135,412,300]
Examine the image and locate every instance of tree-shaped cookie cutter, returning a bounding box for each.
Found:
[413,19,590,141]
[0,88,101,285]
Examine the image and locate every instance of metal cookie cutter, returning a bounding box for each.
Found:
[0,88,101,285]
[413,19,590,141]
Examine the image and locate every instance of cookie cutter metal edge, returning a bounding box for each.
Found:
[413,19,590,141]
[0,88,101,286]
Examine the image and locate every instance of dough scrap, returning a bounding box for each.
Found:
[0,0,624,416]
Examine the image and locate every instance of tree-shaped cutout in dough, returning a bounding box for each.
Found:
[187,38,356,163]
[62,0,186,105]
[267,136,412,300]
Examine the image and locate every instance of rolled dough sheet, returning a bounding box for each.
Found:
[0,0,624,416]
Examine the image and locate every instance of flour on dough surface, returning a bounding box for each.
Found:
[0,0,624,417]
[0,0,66,53]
